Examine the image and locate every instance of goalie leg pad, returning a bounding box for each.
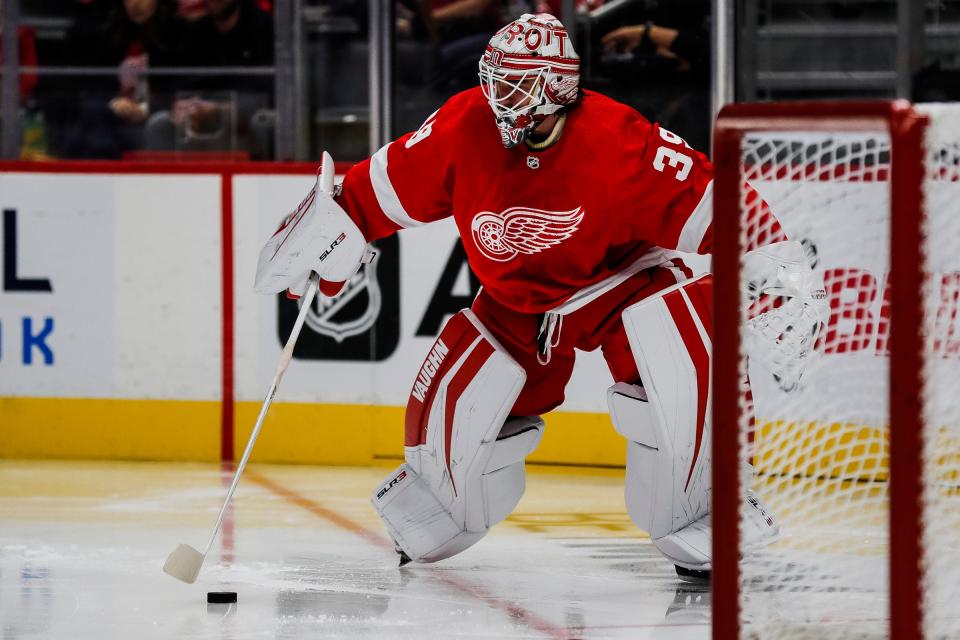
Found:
[612,273,781,570]
[652,512,712,571]
[653,489,781,571]
[371,310,544,563]
[372,416,543,563]
[612,274,713,541]
[372,464,483,563]
[609,382,674,540]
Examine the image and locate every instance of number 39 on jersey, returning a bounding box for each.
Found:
[652,127,693,182]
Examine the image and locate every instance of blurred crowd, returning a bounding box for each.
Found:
[2,0,711,161]
[64,0,274,159]
[6,0,274,160]
[390,0,711,151]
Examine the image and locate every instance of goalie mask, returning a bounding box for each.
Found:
[478,13,580,149]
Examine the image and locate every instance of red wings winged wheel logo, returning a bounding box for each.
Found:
[470,206,585,262]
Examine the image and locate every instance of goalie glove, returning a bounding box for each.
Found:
[742,240,829,392]
[254,151,375,298]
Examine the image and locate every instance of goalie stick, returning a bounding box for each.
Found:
[163,271,319,584]
[163,153,341,584]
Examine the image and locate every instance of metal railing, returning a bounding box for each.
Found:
[2,0,21,158]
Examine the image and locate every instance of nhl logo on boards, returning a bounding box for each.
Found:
[526,156,540,170]
[305,263,381,342]
[276,235,400,361]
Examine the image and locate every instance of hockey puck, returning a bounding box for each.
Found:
[207,591,237,604]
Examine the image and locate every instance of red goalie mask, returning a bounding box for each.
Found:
[478,13,581,148]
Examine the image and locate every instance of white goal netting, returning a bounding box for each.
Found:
[917,104,960,640]
[729,104,960,639]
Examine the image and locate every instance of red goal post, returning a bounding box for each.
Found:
[712,101,960,640]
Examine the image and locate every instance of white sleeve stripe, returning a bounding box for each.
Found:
[676,180,714,253]
[370,142,425,229]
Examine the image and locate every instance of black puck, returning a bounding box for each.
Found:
[207,591,237,604]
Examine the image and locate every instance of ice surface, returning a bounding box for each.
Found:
[0,460,709,640]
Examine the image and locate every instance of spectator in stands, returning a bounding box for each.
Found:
[145,0,274,158]
[177,0,207,21]
[597,0,711,152]
[396,0,501,92]
[428,0,500,39]
[397,0,500,43]
[61,0,183,158]
[0,9,39,106]
[0,1,44,159]
[601,21,709,77]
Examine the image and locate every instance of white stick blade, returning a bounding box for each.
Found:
[163,544,205,584]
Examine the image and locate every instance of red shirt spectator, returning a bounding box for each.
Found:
[0,26,39,105]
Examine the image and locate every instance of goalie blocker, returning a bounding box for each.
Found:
[371,310,544,563]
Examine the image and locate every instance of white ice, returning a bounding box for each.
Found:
[0,460,709,640]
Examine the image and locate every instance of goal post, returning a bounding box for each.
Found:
[711,101,960,639]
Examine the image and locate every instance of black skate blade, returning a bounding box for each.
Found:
[398,549,412,567]
[675,565,711,583]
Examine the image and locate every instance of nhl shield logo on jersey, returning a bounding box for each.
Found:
[526,156,540,170]
[470,206,584,262]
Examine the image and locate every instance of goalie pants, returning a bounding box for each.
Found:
[470,260,695,415]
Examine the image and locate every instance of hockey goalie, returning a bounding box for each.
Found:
[254,13,827,578]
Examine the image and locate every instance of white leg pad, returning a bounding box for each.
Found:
[373,464,475,562]
[610,274,714,569]
[609,383,677,539]
[653,489,780,570]
[612,274,714,541]
[612,273,781,570]
[371,309,545,564]
[653,513,713,571]
[483,461,526,525]
[372,416,543,563]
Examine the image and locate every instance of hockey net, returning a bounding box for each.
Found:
[712,102,960,640]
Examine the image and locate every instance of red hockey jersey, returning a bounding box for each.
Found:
[338,88,778,314]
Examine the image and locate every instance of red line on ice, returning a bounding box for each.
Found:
[247,470,573,640]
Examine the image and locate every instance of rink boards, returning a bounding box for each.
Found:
[2,161,948,475]
[0,163,624,465]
